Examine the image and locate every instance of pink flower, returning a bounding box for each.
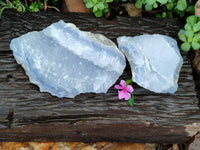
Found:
[114,80,134,100]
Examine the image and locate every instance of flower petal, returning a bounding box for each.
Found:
[127,85,134,93]
[120,80,126,88]
[114,85,122,90]
[124,92,131,100]
[118,91,125,99]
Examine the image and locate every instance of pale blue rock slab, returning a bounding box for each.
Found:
[10,20,126,98]
[117,34,183,93]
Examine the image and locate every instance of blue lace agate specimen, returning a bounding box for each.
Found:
[117,34,183,93]
[10,20,126,98]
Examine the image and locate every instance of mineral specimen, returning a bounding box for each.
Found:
[117,34,183,93]
[10,20,126,98]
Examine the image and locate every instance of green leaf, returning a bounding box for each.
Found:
[86,2,94,8]
[125,79,132,85]
[17,4,26,12]
[85,0,91,2]
[17,5,23,12]
[145,4,153,11]
[181,43,191,52]
[153,2,158,8]
[38,2,43,9]
[0,1,6,6]
[197,34,200,42]
[94,9,103,17]
[93,5,98,12]
[185,30,194,38]
[96,2,104,10]
[184,23,192,31]
[192,42,200,50]
[29,5,33,10]
[146,0,156,6]
[92,0,98,4]
[103,8,109,13]
[178,11,185,18]
[34,8,39,12]
[179,34,187,42]
[176,0,187,11]
[193,34,200,42]
[106,0,113,2]
[167,2,173,10]
[193,22,200,33]
[178,30,187,42]
[188,37,193,43]
[195,33,200,42]
[104,2,108,8]
[157,0,168,5]
[128,94,134,107]
[186,6,195,14]
[0,10,3,19]
[186,15,197,25]
[155,13,161,17]
[135,0,143,9]
[162,12,167,18]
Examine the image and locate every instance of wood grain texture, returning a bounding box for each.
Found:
[0,9,199,143]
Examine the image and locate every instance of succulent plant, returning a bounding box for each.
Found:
[83,0,113,17]
[178,15,200,51]
[134,0,194,18]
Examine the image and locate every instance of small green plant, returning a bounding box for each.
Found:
[113,0,128,2]
[0,0,61,19]
[83,0,113,17]
[134,0,166,11]
[28,0,43,12]
[178,15,200,52]
[134,0,194,18]
[0,0,26,18]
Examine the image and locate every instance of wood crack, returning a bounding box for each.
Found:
[6,108,14,128]
[15,114,110,126]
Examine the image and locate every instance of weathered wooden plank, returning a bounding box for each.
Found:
[0,9,199,143]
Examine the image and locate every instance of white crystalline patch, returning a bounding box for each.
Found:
[10,20,126,98]
[117,34,183,93]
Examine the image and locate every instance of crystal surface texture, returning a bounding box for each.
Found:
[10,20,126,98]
[117,34,183,93]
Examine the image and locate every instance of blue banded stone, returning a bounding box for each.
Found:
[10,20,126,98]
